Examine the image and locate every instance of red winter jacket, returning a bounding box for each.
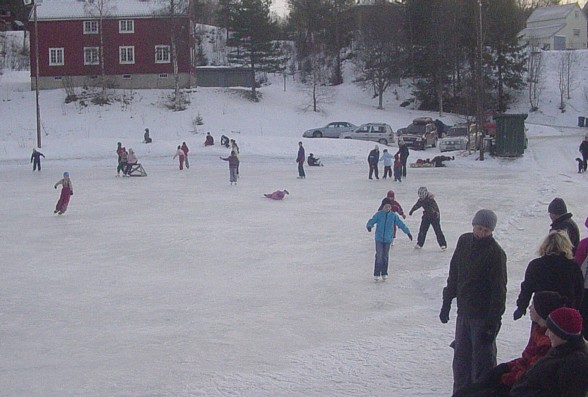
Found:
[181,144,189,156]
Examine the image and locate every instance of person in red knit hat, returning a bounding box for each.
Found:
[510,307,588,397]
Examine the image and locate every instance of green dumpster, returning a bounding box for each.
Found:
[492,113,528,157]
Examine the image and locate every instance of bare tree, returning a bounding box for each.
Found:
[558,54,566,111]
[299,52,334,112]
[527,46,544,111]
[564,50,577,100]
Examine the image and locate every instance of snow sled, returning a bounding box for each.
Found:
[409,162,434,168]
[127,163,148,177]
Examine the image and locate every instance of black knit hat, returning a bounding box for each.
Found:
[548,198,567,216]
[381,198,392,207]
[533,291,565,320]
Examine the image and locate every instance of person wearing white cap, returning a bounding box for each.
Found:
[440,209,507,394]
[53,172,73,214]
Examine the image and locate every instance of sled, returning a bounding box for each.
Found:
[127,163,148,177]
[409,162,434,168]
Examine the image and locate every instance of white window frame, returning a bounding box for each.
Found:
[119,46,135,64]
[119,20,134,33]
[155,45,170,64]
[84,47,99,65]
[83,20,99,34]
[49,48,64,66]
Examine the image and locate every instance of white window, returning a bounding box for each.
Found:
[84,47,99,65]
[83,20,99,34]
[155,45,170,63]
[573,28,580,37]
[119,46,135,64]
[49,48,64,66]
[119,20,134,33]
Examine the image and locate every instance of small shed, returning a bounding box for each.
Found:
[493,114,528,157]
[195,67,254,88]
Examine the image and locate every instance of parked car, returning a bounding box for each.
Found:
[397,117,438,150]
[339,123,395,145]
[302,121,357,138]
[438,125,472,152]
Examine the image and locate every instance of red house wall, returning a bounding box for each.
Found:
[31,17,191,78]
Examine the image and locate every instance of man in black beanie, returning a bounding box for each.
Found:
[440,209,507,394]
[548,197,579,254]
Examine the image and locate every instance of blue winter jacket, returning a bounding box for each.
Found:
[367,210,410,243]
[380,152,393,167]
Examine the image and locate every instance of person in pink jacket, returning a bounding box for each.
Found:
[173,145,185,170]
[181,142,190,169]
[54,172,73,214]
[264,190,289,200]
[574,216,588,337]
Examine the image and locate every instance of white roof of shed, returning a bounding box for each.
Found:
[519,23,566,40]
[35,0,185,20]
[527,3,579,24]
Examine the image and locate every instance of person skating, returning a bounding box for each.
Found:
[117,147,128,176]
[510,307,588,397]
[548,197,580,254]
[367,145,380,180]
[264,190,289,200]
[366,198,412,281]
[181,142,190,169]
[231,139,240,176]
[378,190,406,241]
[381,148,393,179]
[396,139,409,178]
[513,230,584,321]
[393,154,402,182]
[296,141,306,179]
[30,148,45,171]
[579,134,588,173]
[220,150,239,185]
[440,209,507,393]
[54,172,74,214]
[574,216,588,337]
[453,291,567,397]
[173,145,185,170]
[409,186,447,250]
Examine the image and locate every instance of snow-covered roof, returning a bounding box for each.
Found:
[35,0,186,20]
[527,3,580,24]
[519,23,566,40]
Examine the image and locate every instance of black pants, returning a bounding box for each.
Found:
[582,153,588,172]
[417,216,447,247]
[400,156,408,177]
[33,159,41,171]
[582,290,588,338]
[369,164,379,179]
[383,166,392,179]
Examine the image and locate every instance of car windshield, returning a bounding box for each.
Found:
[447,128,467,137]
[405,124,426,134]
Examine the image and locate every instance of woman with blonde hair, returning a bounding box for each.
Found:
[513,230,584,321]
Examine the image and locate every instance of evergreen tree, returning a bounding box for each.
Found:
[227,0,284,100]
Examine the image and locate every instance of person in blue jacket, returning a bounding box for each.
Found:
[367,198,413,281]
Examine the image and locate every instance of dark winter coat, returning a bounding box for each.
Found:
[442,233,507,323]
[367,149,379,165]
[409,194,440,221]
[181,143,189,156]
[580,140,588,156]
[515,254,584,312]
[550,213,580,254]
[396,144,409,160]
[297,146,305,163]
[31,151,45,162]
[510,338,588,397]
[221,154,239,169]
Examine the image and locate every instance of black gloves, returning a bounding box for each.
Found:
[407,233,413,241]
[409,210,414,216]
[366,226,372,232]
[513,307,526,321]
[482,322,501,342]
[439,301,451,323]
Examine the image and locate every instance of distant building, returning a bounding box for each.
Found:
[519,3,587,50]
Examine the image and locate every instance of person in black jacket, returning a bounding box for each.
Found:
[30,148,45,171]
[579,135,588,172]
[409,186,447,250]
[513,230,584,320]
[395,139,409,177]
[548,197,580,255]
[510,307,588,397]
[440,209,507,394]
[367,145,380,180]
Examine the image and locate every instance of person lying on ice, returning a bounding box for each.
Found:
[264,190,289,200]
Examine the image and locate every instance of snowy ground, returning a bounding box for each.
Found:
[1,51,588,396]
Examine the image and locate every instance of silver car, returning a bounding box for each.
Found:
[438,125,471,152]
[339,123,395,145]
[302,122,357,138]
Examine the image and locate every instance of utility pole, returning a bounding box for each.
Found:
[24,0,41,148]
[477,0,484,161]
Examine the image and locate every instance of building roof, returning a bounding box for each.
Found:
[520,23,566,40]
[527,3,580,24]
[35,0,187,20]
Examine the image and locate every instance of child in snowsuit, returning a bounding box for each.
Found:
[381,149,393,179]
[31,148,45,171]
[264,190,289,200]
[367,198,412,281]
[204,133,214,146]
[393,154,403,182]
[231,139,240,176]
[367,145,380,180]
[220,135,230,148]
[308,153,323,166]
[125,148,138,176]
[181,142,190,169]
[117,148,129,176]
[54,172,73,214]
[220,151,239,185]
[378,190,406,240]
[173,145,185,170]
[409,186,447,250]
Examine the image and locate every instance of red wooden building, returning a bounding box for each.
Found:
[29,0,192,90]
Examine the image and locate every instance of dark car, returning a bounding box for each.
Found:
[397,117,438,150]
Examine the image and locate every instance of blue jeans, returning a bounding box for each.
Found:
[374,240,391,276]
[298,162,305,177]
[452,316,498,393]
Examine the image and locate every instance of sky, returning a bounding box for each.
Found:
[2,32,588,396]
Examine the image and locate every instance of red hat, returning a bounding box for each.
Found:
[547,307,583,341]
[386,190,395,200]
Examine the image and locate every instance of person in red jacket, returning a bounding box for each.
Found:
[181,142,190,169]
[378,190,406,240]
[453,291,566,397]
[574,215,588,337]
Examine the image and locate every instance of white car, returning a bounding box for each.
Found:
[438,125,471,152]
[339,123,395,145]
[302,122,357,138]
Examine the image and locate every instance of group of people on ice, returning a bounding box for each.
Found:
[366,184,588,396]
[367,141,409,181]
[116,142,139,176]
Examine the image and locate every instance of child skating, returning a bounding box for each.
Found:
[220,151,240,185]
[409,186,447,250]
[54,172,73,214]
